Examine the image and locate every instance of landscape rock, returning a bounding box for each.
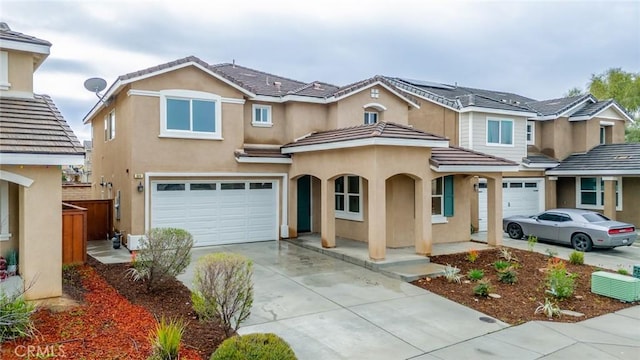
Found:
[560,309,585,317]
[488,293,502,299]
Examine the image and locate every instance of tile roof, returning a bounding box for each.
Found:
[388,78,535,113]
[0,22,51,46]
[569,100,613,118]
[282,122,447,149]
[523,153,560,165]
[212,62,308,96]
[331,76,420,105]
[234,146,290,159]
[546,144,640,175]
[525,94,594,117]
[0,95,84,155]
[430,146,517,167]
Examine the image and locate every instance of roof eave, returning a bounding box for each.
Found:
[330,81,420,109]
[0,153,84,166]
[282,138,449,154]
[460,106,538,117]
[545,169,640,176]
[430,164,520,173]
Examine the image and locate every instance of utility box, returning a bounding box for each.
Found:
[591,271,640,302]
[633,265,640,279]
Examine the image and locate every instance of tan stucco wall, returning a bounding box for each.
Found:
[386,175,415,248]
[541,117,573,160]
[0,165,62,300]
[619,177,640,227]
[408,101,459,145]
[244,101,287,144]
[5,51,34,94]
[557,177,576,208]
[285,102,331,141]
[332,86,410,128]
[432,175,473,243]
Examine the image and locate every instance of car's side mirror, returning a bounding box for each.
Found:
[533,216,539,222]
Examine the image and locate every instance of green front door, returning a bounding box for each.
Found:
[297,175,311,232]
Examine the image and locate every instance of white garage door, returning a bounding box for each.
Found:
[151,180,278,246]
[478,179,543,232]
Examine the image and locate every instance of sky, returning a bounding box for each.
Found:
[2,0,639,142]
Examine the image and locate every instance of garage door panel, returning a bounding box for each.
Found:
[478,179,543,232]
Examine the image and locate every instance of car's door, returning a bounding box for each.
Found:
[554,212,576,245]
[529,212,560,240]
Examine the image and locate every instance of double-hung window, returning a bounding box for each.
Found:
[577,177,622,210]
[487,119,513,145]
[432,176,454,223]
[104,110,115,141]
[160,90,222,140]
[335,175,363,221]
[526,121,535,145]
[252,104,272,127]
[364,111,378,125]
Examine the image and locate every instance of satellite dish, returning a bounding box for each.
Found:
[84,77,107,93]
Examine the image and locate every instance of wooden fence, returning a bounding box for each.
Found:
[63,199,113,240]
[62,202,87,265]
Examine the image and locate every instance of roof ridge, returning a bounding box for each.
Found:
[384,77,461,109]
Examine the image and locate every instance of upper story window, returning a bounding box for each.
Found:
[104,110,115,141]
[364,111,378,125]
[577,177,621,211]
[0,51,9,90]
[160,90,222,140]
[487,118,513,146]
[335,175,363,221]
[252,104,272,127]
[526,121,535,145]
[370,88,379,98]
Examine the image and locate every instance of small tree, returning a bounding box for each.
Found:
[191,253,253,337]
[128,227,193,292]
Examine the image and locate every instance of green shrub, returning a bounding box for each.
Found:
[473,280,492,297]
[211,333,297,360]
[493,260,510,271]
[617,268,630,275]
[0,291,36,342]
[192,253,253,337]
[148,316,186,360]
[442,264,461,284]
[568,251,584,265]
[527,235,538,252]
[497,268,518,284]
[545,267,577,299]
[467,269,484,281]
[128,227,194,291]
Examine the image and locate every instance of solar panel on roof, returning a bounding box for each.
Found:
[398,78,455,90]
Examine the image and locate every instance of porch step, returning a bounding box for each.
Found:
[378,262,449,282]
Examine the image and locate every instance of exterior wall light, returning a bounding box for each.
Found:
[137,181,144,193]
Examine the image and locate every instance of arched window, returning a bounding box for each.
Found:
[363,103,386,125]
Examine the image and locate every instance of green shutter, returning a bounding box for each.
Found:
[444,175,454,217]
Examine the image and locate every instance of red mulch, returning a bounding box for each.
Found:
[1,256,226,359]
[412,247,637,325]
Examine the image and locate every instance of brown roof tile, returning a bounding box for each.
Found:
[430,146,516,167]
[0,22,51,46]
[283,122,447,148]
[0,95,84,155]
[235,146,290,159]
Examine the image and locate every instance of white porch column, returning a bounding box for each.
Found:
[368,176,386,260]
[320,178,335,248]
[486,175,503,246]
[288,177,298,238]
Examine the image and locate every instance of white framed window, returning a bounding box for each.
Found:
[576,177,622,211]
[600,126,606,144]
[432,177,444,216]
[0,51,9,90]
[0,180,10,241]
[335,175,363,221]
[487,118,513,146]
[370,88,379,99]
[364,111,378,125]
[252,104,272,127]
[526,121,535,145]
[104,110,115,141]
[159,89,222,140]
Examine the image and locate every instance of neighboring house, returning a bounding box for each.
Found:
[0,23,84,299]
[385,79,635,231]
[83,56,516,260]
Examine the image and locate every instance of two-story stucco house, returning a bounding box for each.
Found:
[84,56,521,260]
[0,23,84,299]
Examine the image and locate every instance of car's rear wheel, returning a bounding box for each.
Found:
[507,223,524,239]
[571,233,593,252]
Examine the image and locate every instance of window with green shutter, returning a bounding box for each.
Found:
[444,175,454,217]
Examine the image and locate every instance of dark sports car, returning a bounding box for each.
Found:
[502,208,636,251]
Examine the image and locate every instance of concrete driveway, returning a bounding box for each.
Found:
[178,241,508,359]
[177,240,640,359]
